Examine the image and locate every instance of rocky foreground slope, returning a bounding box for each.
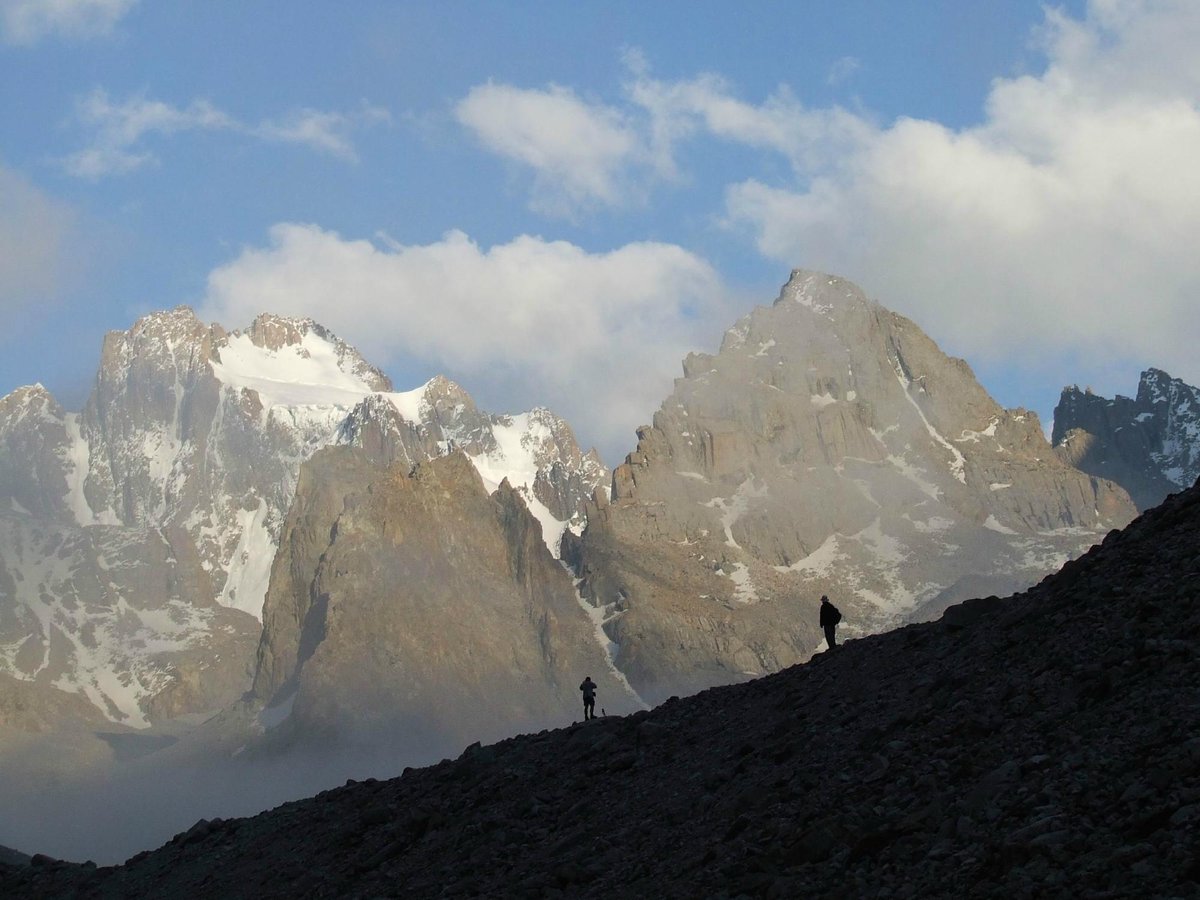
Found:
[6,478,1198,898]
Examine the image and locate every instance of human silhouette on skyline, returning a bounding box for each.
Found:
[580,676,597,720]
[819,595,842,650]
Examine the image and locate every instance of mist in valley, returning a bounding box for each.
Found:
[0,734,453,865]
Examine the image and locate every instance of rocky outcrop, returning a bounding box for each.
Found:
[7,476,1198,897]
[0,386,78,522]
[248,447,640,759]
[568,271,1136,703]
[1054,368,1200,510]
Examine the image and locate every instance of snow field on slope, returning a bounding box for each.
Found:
[210,332,378,408]
[469,413,570,558]
[0,520,213,727]
[218,501,276,619]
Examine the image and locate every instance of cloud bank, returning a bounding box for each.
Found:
[725,0,1200,390]
[455,0,1200,399]
[199,226,732,462]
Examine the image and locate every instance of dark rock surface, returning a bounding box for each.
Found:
[5,478,1198,898]
[0,845,30,867]
[1054,368,1200,511]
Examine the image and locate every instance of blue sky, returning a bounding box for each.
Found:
[2,0,1198,462]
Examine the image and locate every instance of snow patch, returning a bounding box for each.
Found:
[776,532,845,576]
[983,515,1018,535]
[61,414,118,526]
[727,562,759,603]
[211,332,377,408]
[702,478,768,549]
[892,361,967,484]
[468,413,570,558]
[387,382,433,423]
[218,500,276,619]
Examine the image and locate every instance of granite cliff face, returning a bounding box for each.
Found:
[567,271,1137,703]
[1053,368,1200,511]
[245,447,640,760]
[0,308,607,731]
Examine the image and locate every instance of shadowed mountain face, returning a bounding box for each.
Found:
[5,476,1196,897]
[566,271,1136,704]
[1054,368,1200,512]
[244,446,642,759]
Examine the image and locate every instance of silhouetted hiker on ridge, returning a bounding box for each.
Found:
[819,595,842,650]
[580,676,597,720]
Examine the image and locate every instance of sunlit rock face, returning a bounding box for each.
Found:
[567,270,1137,704]
[0,308,606,730]
[1054,368,1200,512]
[247,447,640,761]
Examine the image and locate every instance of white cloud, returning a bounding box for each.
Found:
[723,0,1200,392]
[0,0,136,44]
[64,90,233,178]
[198,225,732,461]
[455,57,874,217]
[63,89,390,178]
[0,163,82,318]
[455,82,645,218]
[253,104,391,163]
[626,69,874,175]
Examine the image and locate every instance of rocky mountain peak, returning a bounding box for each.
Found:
[243,313,316,350]
[1054,367,1200,510]
[235,314,392,392]
[0,384,60,423]
[127,304,211,339]
[775,268,871,311]
[570,272,1134,702]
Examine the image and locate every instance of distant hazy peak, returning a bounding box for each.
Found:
[0,383,61,419]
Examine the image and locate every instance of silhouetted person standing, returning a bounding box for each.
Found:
[819,595,842,650]
[580,676,597,720]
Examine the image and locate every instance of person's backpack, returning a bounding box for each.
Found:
[831,605,842,625]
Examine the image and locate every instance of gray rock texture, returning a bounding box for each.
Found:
[1054,368,1200,511]
[6,475,1198,898]
[568,271,1136,703]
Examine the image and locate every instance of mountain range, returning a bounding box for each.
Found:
[4,430,1198,897]
[0,269,1196,862]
